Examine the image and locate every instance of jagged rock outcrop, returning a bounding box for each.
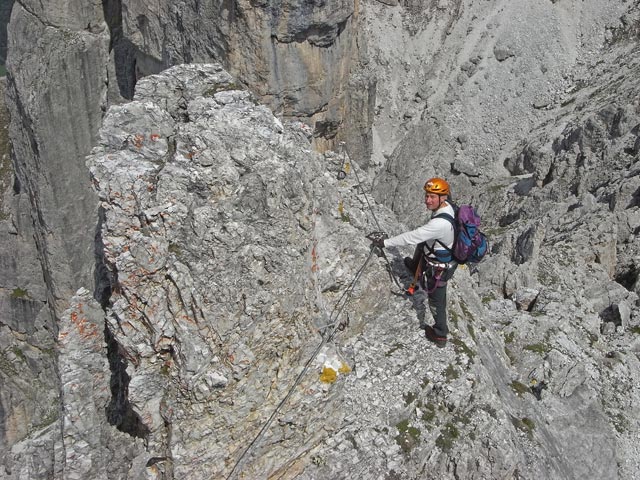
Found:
[82,63,390,478]
[1,0,640,479]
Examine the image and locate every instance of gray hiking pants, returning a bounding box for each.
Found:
[425,263,457,338]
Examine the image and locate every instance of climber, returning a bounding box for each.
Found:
[371,177,457,348]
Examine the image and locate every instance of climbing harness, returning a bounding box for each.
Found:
[225,246,377,480]
[404,253,449,296]
[423,263,448,294]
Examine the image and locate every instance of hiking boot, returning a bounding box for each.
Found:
[425,326,447,348]
[404,256,417,273]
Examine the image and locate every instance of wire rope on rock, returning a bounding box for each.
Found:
[224,247,377,480]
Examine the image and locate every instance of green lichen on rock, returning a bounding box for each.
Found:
[612,412,629,433]
[168,242,182,256]
[511,416,535,438]
[12,346,25,362]
[403,391,417,406]
[435,421,459,452]
[444,363,460,381]
[481,292,496,304]
[449,309,460,329]
[467,323,477,342]
[523,342,550,355]
[34,406,59,430]
[203,82,240,97]
[460,300,474,322]
[452,337,476,361]
[0,349,18,375]
[395,419,421,454]
[510,380,530,397]
[385,342,404,357]
[420,402,437,424]
[11,288,29,299]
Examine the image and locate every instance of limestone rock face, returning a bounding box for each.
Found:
[1,1,640,479]
[0,1,13,65]
[107,0,365,152]
[0,77,60,478]
[86,63,342,478]
[1,7,111,472]
[368,0,632,218]
[5,1,109,307]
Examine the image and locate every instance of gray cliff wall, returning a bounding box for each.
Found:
[0,77,60,478]
[0,2,111,475]
[103,0,370,154]
[5,2,110,309]
[0,0,13,66]
[0,0,639,479]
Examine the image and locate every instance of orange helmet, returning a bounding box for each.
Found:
[424,177,450,195]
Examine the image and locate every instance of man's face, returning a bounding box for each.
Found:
[425,193,443,211]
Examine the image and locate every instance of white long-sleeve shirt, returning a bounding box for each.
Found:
[383,203,455,260]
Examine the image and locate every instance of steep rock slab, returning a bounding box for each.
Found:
[0,76,59,477]
[5,1,109,309]
[1,3,112,472]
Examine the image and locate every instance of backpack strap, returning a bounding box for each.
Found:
[423,212,456,263]
[434,212,455,225]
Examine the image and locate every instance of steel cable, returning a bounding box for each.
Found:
[224,248,376,480]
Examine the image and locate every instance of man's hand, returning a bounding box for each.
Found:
[368,232,388,249]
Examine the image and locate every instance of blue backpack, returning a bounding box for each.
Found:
[434,204,488,264]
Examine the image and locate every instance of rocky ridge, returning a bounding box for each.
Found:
[0,0,639,479]
[16,63,632,479]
